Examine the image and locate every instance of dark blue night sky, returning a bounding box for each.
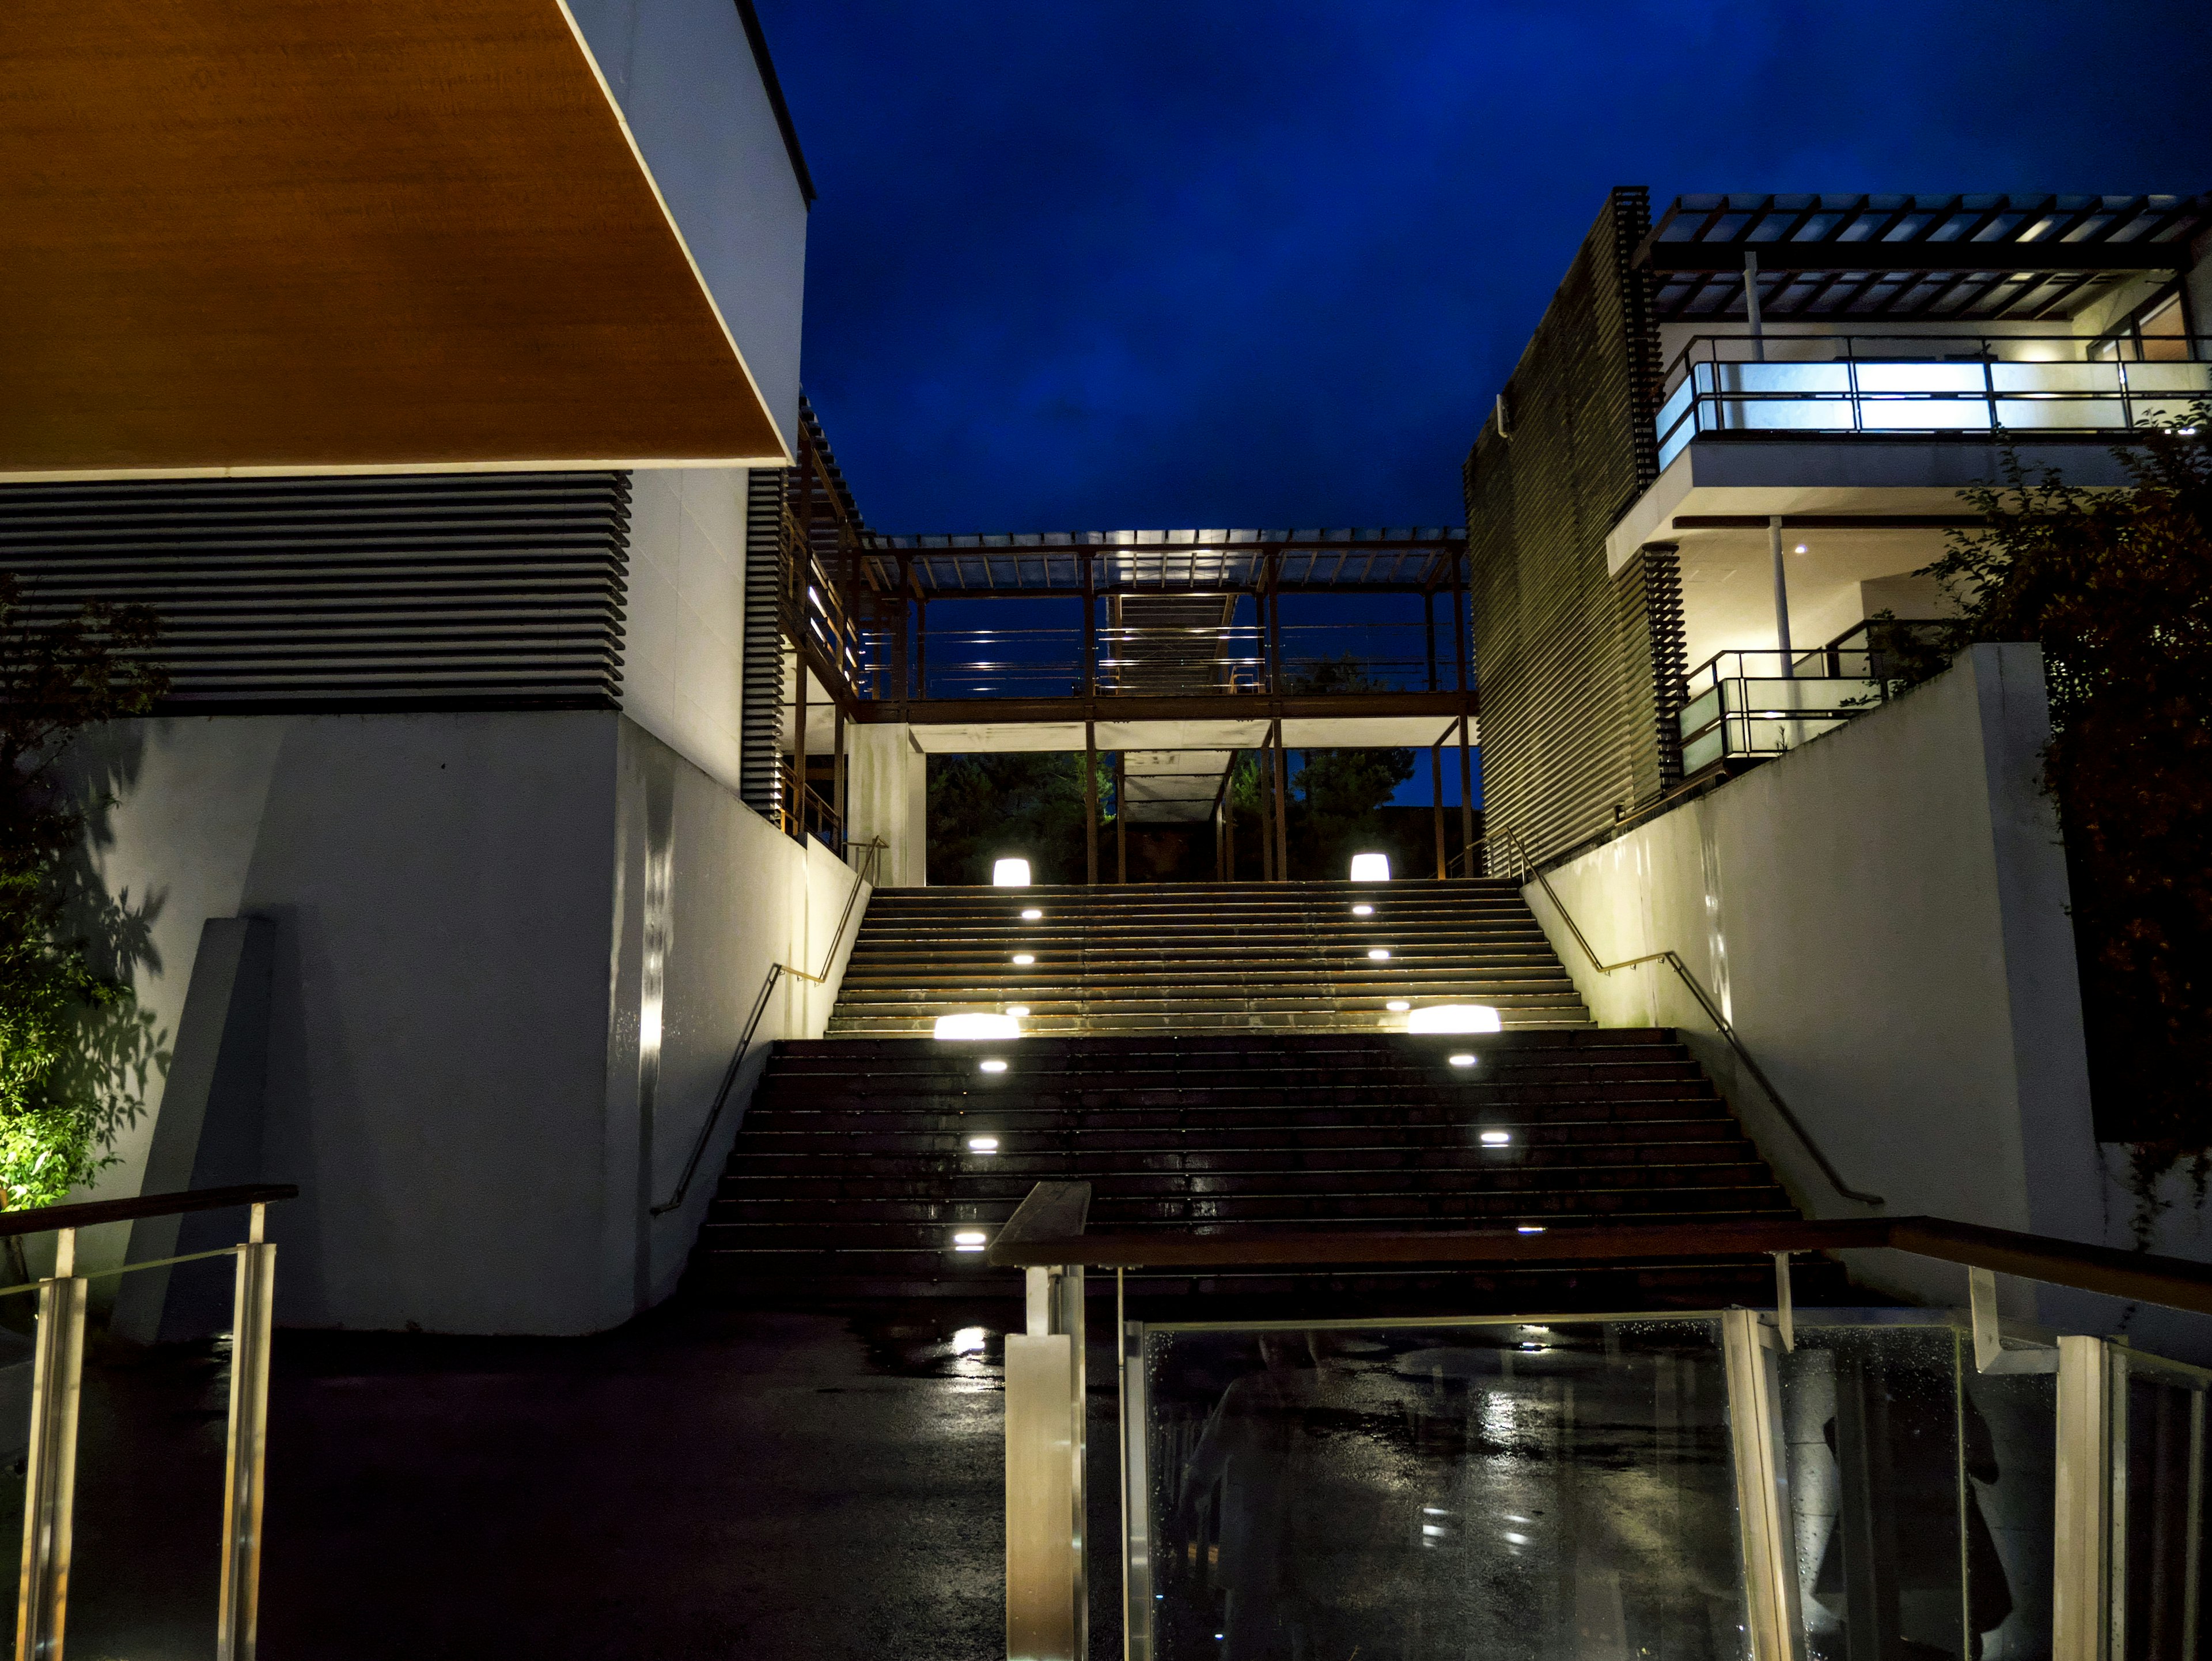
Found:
[755,0,2212,535]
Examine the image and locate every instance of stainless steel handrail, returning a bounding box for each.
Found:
[651,837,887,1217]
[1494,824,1885,1208]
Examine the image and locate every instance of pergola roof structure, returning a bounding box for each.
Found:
[1636,192,2212,323]
[863,528,1465,595]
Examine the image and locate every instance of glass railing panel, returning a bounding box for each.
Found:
[1993,399,2128,431]
[2115,1354,2209,1661]
[65,1253,238,1654]
[1680,684,1723,740]
[2122,362,2212,397]
[1713,399,1858,435]
[1141,1317,1748,1661]
[1683,725,1725,775]
[1988,361,2120,396]
[1844,363,1988,395]
[1716,363,1854,395]
[1857,399,1994,432]
[1779,1322,2056,1661]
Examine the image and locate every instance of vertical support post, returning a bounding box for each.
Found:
[1270,720,1290,883]
[1113,751,1127,884]
[2054,1334,2113,1661]
[1222,766,1235,882]
[1424,591,1438,693]
[1770,515,1794,679]
[1007,1265,1086,1661]
[1721,1308,1805,1661]
[1081,554,1097,699]
[1430,740,1447,878]
[1265,734,1283,884]
[915,596,928,701]
[1122,1307,1154,1661]
[832,702,847,853]
[1745,249,1765,362]
[1457,714,1475,872]
[218,1213,276,1661]
[895,557,912,709]
[17,1228,87,1661]
[793,671,810,842]
[1084,722,1099,887]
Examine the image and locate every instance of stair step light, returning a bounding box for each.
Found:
[933,1013,1022,1041]
[992,858,1032,886]
[1408,1004,1503,1034]
[1349,853,1391,881]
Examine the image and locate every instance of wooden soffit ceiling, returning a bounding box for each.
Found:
[1,1,790,479]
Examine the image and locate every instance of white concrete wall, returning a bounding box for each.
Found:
[62,708,864,1334]
[845,722,929,887]
[622,467,749,794]
[566,0,809,453]
[1523,645,2103,1314]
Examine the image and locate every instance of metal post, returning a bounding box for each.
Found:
[1006,1264,1085,1661]
[793,669,809,841]
[1457,714,1475,871]
[832,702,847,854]
[1745,249,1765,362]
[1424,592,1438,692]
[1770,516,1794,679]
[1721,1308,1804,1661]
[1081,554,1096,699]
[1121,1307,1154,1661]
[915,596,927,701]
[1431,740,1446,878]
[1084,722,1099,886]
[219,1207,275,1661]
[1113,751,1127,884]
[1257,736,1274,883]
[17,1227,87,1661]
[2054,1334,2113,1661]
[1270,720,1290,883]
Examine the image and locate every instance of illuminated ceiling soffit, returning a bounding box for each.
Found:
[1,0,791,479]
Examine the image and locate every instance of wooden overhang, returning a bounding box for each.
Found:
[2,0,791,479]
[854,690,1477,725]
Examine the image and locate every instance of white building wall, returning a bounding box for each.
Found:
[845,722,929,887]
[1522,645,2104,1315]
[566,0,809,453]
[622,467,749,794]
[62,709,864,1334]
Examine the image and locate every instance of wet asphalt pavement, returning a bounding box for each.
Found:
[15,1292,1124,1660]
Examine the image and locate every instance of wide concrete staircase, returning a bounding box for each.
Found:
[693,881,1839,1309]
[828,878,1590,1035]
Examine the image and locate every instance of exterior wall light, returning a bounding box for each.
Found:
[1020,907,1043,920]
[1450,1054,1479,1069]
[952,1230,988,1252]
[967,1136,999,1154]
[1012,954,1035,966]
[1349,853,1391,881]
[1367,948,1391,961]
[1407,1004,1502,1034]
[934,1013,1021,1041]
[1480,1130,1511,1144]
[979,1058,1009,1073]
[1352,904,1374,916]
[1386,1000,1411,1012]
[993,858,1032,886]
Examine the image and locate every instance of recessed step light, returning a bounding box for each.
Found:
[1012,954,1035,966]
[1367,948,1391,961]
[967,1136,1000,1154]
[1480,1129,1510,1143]
[979,1059,1009,1074]
[952,1231,988,1251]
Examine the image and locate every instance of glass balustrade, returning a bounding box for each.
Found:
[1653,336,2212,471]
[1100,1307,2212,1661]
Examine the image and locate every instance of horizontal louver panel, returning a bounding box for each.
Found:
[0,472,630,709]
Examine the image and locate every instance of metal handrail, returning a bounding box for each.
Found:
[986,1180,2210,1316]
[1493,824,1885,1208]
[0,1182,297,1236]
[651,838,886,1216]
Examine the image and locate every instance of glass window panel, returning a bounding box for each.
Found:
[1144,1318,1746,1661]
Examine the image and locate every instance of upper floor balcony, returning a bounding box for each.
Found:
[1656,331,2212,472]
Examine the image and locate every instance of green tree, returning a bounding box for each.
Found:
[0,575,167,1208]
[925,751,1107,884]
[1919,408,2212,1198]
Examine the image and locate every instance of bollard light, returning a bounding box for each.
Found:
[1349,853,1391,882]
[992,858,1032,887]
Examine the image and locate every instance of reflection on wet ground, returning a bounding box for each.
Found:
[35,1295,1117,1661]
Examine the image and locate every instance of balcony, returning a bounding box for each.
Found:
[1677,623,1945,775]
[1656,334,2212,472]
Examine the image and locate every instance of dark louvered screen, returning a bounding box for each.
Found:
[0,472,630,710]
[739,467,787,816]
[1464,187,1664,868]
